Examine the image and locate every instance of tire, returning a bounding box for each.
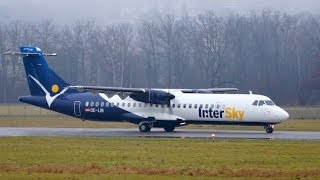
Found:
[164,126,175,132]
[266,127,273,134]
[139,122,151,132]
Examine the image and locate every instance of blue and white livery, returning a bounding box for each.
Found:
[3,47,289,133]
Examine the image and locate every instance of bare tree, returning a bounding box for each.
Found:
[35,19,58,51]
[96,24,133,87]
[71,21,96,84]
[138,21,161,88]
[192,11,229,87]
[158,15,175,88]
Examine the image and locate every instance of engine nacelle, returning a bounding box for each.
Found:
[129,90,175,105]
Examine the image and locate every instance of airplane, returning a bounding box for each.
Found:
[3,46,289,133]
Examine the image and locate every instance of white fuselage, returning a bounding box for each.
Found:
[98,89,289,125]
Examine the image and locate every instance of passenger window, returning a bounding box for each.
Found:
[106,102,110,107]
[205,104,208,108]
[199,104,203,108]
[172,104,175,108]
[133,103,136,107]
[258,100,265,106]
[167,104,170,108]
[210,104,214,109]
[189,104,192,108]
[155,104,159,107]
[122,102,125,107]
[177,104,181,108]
[85,101,89,107]
[252,100,258,106]
[183,104,186,108]
[101,102,105,107]
[194,104,197,108]
[128,103,131,107]
[111,102,114,107]
[150,104,153,107]
[90,101,94,107]
[216,104,220,109]
[144,103,147,107]
[161,104,164,108]
[95,102,99,107]
[139,103,142,107]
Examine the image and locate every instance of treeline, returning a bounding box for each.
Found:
[0,10,319,105]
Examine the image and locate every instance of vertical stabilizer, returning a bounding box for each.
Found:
[20,46,69,96]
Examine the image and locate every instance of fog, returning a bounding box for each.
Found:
[1,0,319,24]
[0,0,319,105]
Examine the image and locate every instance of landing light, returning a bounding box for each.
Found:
[211,134,215,142]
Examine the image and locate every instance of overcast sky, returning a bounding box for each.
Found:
[0,0,319,24]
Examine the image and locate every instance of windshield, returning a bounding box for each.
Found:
[265,100,275,106]
[252,99,276,106]
[258,100,265,106]
[252,100,258,106]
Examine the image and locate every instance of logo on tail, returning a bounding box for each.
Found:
[29,75,68,107]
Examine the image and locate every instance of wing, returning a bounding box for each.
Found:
[181,88,238,94]
[68,86,175,104]
[206,88,238,93]
[68,85,145,93]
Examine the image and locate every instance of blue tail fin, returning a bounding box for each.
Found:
[20,46,69,96]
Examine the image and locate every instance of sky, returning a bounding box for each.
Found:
[0,0,319,24]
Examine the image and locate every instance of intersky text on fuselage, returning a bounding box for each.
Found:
[198,107,244,120]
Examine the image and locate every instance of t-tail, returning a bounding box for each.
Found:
[3,46,76,108]
[20,46,69,96]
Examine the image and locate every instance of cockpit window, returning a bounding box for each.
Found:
[252,100,258,106]
[265,100,275,106]
[258,100,265,106]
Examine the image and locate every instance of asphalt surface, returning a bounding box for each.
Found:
[0,127,319,140]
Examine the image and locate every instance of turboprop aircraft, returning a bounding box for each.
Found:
[3,47,289,133]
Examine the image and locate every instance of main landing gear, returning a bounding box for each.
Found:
[264,124,274,134]
[139,121,152,132]
[138,120,176,133]
[164,126,175,132]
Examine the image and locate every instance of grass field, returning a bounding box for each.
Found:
[0,137,319,178]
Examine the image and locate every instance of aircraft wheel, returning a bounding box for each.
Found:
[139,122,151,132]
[164,126,175,132]
[266,127,273,134]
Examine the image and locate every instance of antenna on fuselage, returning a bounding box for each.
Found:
[249,90,253,95]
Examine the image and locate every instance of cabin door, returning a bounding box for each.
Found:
[74,101,81,117]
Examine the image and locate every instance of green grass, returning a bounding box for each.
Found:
[0,173,212,180]
[0,137,319,178]
[0,173,223,180]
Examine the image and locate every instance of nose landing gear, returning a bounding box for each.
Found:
[264,124,274,134]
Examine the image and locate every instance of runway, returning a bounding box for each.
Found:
[0,127,319,140]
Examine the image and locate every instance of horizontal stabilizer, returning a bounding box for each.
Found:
[2,51,57,57]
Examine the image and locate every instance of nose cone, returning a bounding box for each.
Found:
[278,108,289,121]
